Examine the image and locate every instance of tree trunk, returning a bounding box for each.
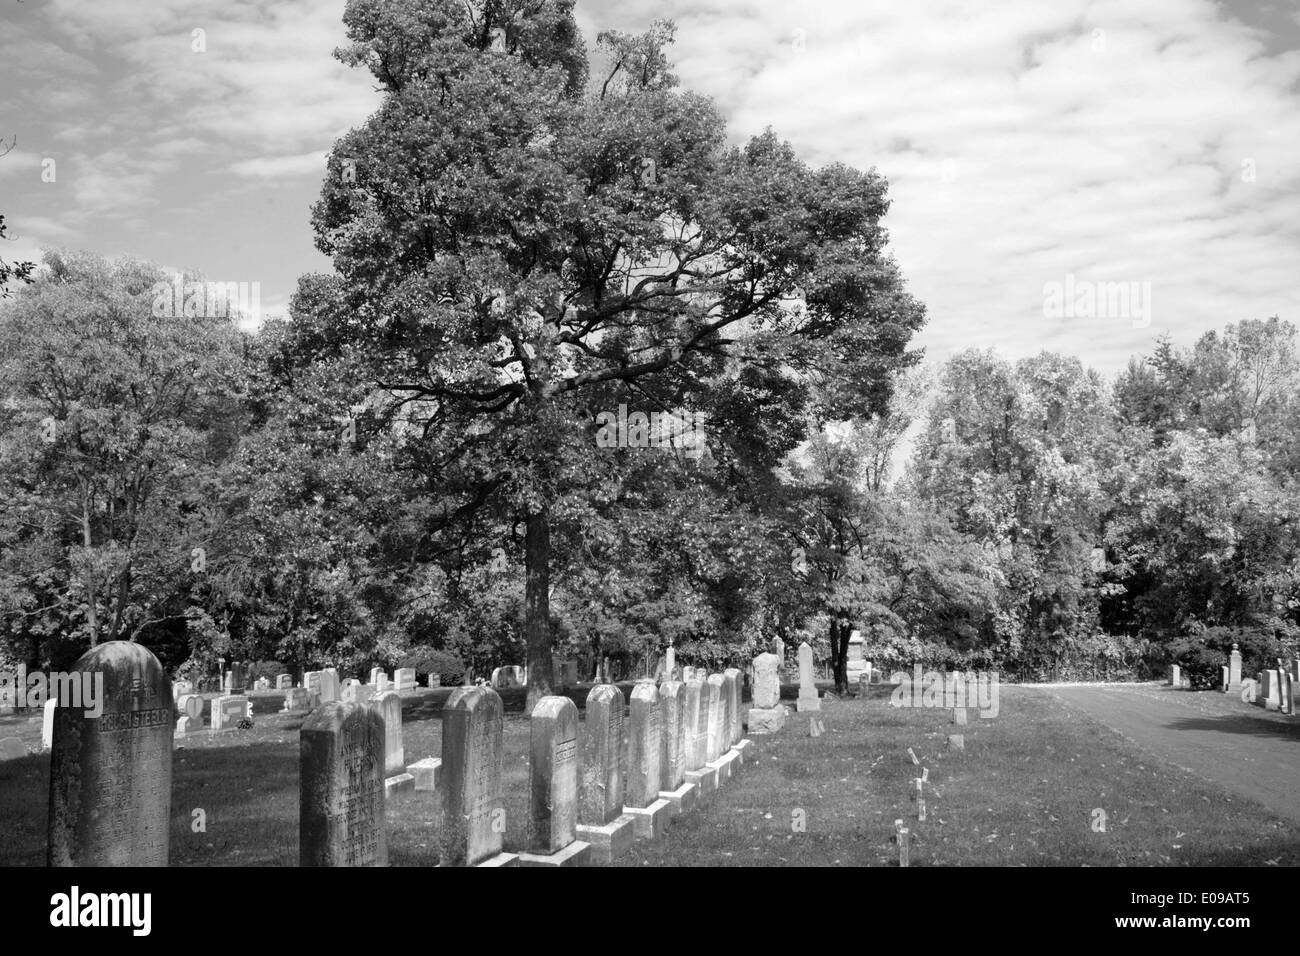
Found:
[524,503,555,712]
[829,618,850,695]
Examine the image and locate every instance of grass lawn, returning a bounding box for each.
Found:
[2,682,1297,866]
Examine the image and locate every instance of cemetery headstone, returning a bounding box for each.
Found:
[371,690,406,778]
[723,668,742,746]
[748,652,785,734]
[627,682,663,807]
[42,697,57,749]
[683,678,705,771]
[48,641,173,866]
[580,684,625,824]
[705,674,725,763]
[526,696,581,856]
[658,680,687,792]
[440,686,507,866]
[1228,643,1243,692]
[796,642,820,712]
[299,701,387,866]
[211,695,250,732]
[394,668,417,691]
[276,674,293,690]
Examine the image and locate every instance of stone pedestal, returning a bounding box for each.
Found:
[410,757,441,791]
[575,815,635,864]
[685,765,718,795]
[623,798,671,839]
[748,705,786,734]
[658,781,697,815]
[517,841,590,867]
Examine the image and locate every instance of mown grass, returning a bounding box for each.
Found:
[2,683,1296,866]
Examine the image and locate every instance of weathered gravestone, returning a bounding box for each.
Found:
[1260,670,1280,710]
[172,679,193,699]
[723,668,742,748]
[440,686,511,866]
[580,684,625,824]
[305,671,323,698]
[211,695,250,731]
[657,680,694,812]
[575,683,634,863]
[320,668,340,703]
[705,674,726,764]
[1228,644,1243,692]
[275,674,293,690]
[299,701,387,866]
[48,641,173,866]
[394,668,417,691]
[519,696,587,866]
[796,642,820,712]
[175,693,204,735]
[665,645,675,680]
[370,691,411,791]
[684,677,718,794]
[624,681,671,837]
[748,652,786,734]
[283,687,312,712]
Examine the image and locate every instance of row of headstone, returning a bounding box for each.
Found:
[491,665,525,688]
[424,670,752,867]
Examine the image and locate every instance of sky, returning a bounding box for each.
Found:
[1,0,1297,376]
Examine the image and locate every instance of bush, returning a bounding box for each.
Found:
[1167,637,1226,689]
[402,648,465,685]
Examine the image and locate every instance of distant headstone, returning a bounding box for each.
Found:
[300,701,387,866]
[1228,644,1242,691]
[229,663,247,694]
[370,667,385,687]
[254,677,270,691]
[753,653,780,709]
[394,668,417,692]
[305,671,323,697]
[627,682,663,808]
[1260,670,1280,710]
[275,674,292,690]
[371,690,405,777]
[580,684,625,825]
[211,695,250,731]
[177,694,203,721]
[440,686,506,866]
[705,675,725,763]
[771,636,785,662]
[698,677,717,766]
[48,641,173,866]
[172,679,193,699]
[796,642,820,712]
[528,695,580,854]
[723,668,742,746]
[1168,664,1180,687]
[683,678,706,771]
[658,681,687,791]
[320,669,340,703]
[1221,665,1230,692]
[1241,679,1258,704]
[665,645,675,680]
[283,688,312,712]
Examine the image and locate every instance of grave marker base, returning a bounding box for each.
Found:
[685,766,718,794]
[384,772,415,794]
[517,841,590,867]
[658,781,697,816]
[747,707,786,734]
[575,816,635,864]
[410,757,441,791]
[623,799,672,840]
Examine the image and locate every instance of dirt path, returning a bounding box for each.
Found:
[1040,683,1300,824]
